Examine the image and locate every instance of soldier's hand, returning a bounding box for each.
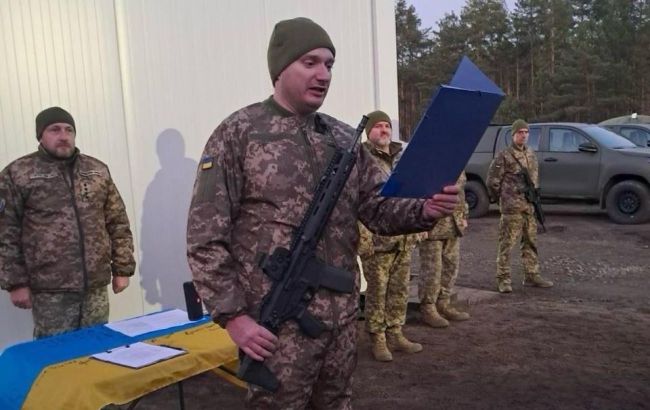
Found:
[112,276,130,294]
[226,314,278,361]
[422,185,460,220]
[10,286,32,309]
[462,219,468,229]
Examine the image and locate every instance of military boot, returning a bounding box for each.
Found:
[386,328,423,354]
[370,332,393,362]
[497,278,513,293]
[437,299,470,321]
[523,273,554,288]
[420,303,449,328]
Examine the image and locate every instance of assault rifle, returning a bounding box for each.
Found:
[237,116,369,392]
[519,169,546,232]
[509,152,546,232]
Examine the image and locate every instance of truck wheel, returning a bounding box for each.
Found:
[465,180,490,218]
[605,180,650,224]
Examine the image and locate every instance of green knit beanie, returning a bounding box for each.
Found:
[364,110,392,136]
[511,119,529,134]
[267,17,335,84]
[35,107,75,140]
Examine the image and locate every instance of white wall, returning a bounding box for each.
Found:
[0,0,398,350]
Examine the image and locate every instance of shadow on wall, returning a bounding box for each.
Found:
[0,296,34,351]
[139,129,198,310]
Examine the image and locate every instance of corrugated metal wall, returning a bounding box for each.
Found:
[0,0,398,349]
[0,0,138,347]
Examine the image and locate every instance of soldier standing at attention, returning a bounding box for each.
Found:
[418,171,470,328]
[186,18,460,409]
[0,107,135,338]
[358,110,422,362]
[486,119,553,293]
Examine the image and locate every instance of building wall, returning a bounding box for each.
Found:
[0,0,398,349]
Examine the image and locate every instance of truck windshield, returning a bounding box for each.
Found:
[585,126,638,149]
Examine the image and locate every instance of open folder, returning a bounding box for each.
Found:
[91,342,186,369]
[380,56,505,198]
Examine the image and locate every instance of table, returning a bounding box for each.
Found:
[1,320,240,409]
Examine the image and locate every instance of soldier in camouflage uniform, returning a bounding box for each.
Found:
[486,119,553,293]
[0,107,135,338]
[186,18,460,410]
[358,110,422,362]
[418,171,470,328]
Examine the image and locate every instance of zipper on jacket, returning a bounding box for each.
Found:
[65,164,90,293]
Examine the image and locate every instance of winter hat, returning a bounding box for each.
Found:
[267,17,335,84]
[35,107,75,140]
[364,110,392,136]
[511,119,529,134]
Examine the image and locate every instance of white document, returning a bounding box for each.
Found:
[105,309,191,337]
[91,342,185,369]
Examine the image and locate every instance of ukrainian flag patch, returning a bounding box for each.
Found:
[200,155,214,170]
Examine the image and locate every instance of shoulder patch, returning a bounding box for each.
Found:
[0,198,5,214]
[200,155,214,170]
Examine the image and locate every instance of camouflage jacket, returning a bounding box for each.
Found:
[426,171,469,240]
[0,147,135,293]
[186,98,434,329]
[486,144,538,214]
[357,140,418,254]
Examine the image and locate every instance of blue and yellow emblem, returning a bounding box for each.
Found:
[200,155,214,170]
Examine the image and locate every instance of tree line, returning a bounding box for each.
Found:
[396,0,650,140]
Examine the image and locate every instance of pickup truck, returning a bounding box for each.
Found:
[465,123,650,224]
[601,123,650,147]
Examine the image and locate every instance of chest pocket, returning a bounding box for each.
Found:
[244,135,318,200]
[26,173,68,212]
[505,154,523,174]
[78,170,108,208]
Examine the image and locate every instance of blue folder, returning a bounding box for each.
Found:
[380,56,505,198]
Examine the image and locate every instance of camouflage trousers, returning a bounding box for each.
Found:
[31,287,109,339]
[247,320,356,410]
[361,248,412,334]
[418,237,460,304]
[496,213,540,282]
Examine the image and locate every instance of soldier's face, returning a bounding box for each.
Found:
[513,128,529,146]
[40,122,76,158]
[368,121,392,150]
[274,48,334,115]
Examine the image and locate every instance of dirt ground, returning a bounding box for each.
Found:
[125,204,650,410]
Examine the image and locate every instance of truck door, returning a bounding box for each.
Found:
[539,127,601,198]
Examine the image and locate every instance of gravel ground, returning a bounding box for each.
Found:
[121,204,650,410]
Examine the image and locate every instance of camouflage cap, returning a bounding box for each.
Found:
[267,17,335,84]
[511,119,529,134]
[36,107,76,141]
[364,110,392,136]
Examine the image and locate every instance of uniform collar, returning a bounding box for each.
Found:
[364,140,403,159]
[263,96,318,125]
[264,96,295,117]
[511,143,527,152]
[37,144,80,165]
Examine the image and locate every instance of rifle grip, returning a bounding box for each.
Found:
[296,309,325,338]
[237,354,280,392]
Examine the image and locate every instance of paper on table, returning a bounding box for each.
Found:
[91,342,185,369]
[105,309,192,337]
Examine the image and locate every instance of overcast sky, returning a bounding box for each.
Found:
[405,0,518,31]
